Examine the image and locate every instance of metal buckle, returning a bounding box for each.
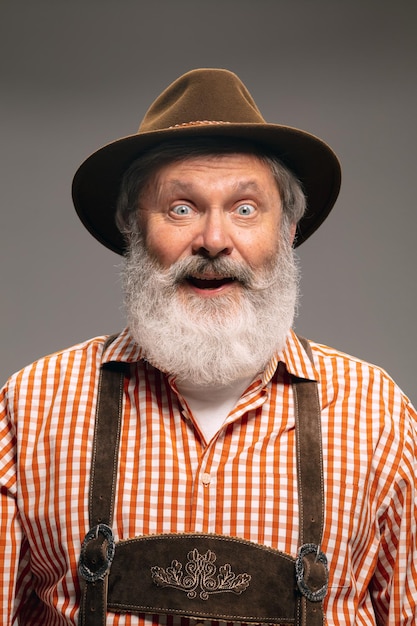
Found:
[295,543,328,602]
[78,523,115,582]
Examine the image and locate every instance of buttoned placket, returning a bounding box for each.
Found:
[174,380,271,528]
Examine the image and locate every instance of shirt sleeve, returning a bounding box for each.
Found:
[371,397,417,624]
[0,378,27,624]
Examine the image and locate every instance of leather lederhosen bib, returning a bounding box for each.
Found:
[78,337,328,626]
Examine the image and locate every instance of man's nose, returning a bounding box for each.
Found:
[192,210,233,258]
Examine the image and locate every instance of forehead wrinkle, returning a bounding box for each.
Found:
[145,164,278,207]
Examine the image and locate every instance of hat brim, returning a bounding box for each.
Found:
[72,122,341,254]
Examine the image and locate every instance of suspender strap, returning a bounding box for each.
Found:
[295,376,324,547]
[78,359,127,626]
[78,337,328,625]
[296,335,324,547]
[293,338,327,624]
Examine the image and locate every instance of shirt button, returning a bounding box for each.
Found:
[201,472,211,486]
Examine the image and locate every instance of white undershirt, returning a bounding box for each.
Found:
[176,376,255,442]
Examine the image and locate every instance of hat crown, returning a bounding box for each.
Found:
[138,68,266,133]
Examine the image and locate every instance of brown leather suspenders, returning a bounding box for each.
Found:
[78,337,328,625]
[78,359,126,626]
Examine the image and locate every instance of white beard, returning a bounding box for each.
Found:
[121,230,299,386]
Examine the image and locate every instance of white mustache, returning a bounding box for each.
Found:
[163,255,282,292]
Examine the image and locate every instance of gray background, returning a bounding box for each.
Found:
[1,0,416,404]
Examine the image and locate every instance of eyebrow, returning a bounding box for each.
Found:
[233,180,264,194]
[163,179,265,194]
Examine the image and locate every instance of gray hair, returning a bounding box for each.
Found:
[115,138,306,239]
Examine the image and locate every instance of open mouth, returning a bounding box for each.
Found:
[186,275,237,290]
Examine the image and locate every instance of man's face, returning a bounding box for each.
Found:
[137,153,296,297]
[122,152,299,386]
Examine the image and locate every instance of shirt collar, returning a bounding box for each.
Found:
[101,327,144,364]
[259,330,318,386]
[277,330,319,382]
[101,327,319,383]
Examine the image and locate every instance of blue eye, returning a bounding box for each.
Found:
[236,204,255,216]
[171,204,193,216]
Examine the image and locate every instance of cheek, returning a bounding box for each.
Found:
[239,225,280,266]
[145,224,192,268]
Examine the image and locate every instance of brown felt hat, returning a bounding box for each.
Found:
[72,68,341,253]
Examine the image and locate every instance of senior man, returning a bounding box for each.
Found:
[0,68,416,625]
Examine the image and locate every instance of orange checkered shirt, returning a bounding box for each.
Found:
[1,328,416,624]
